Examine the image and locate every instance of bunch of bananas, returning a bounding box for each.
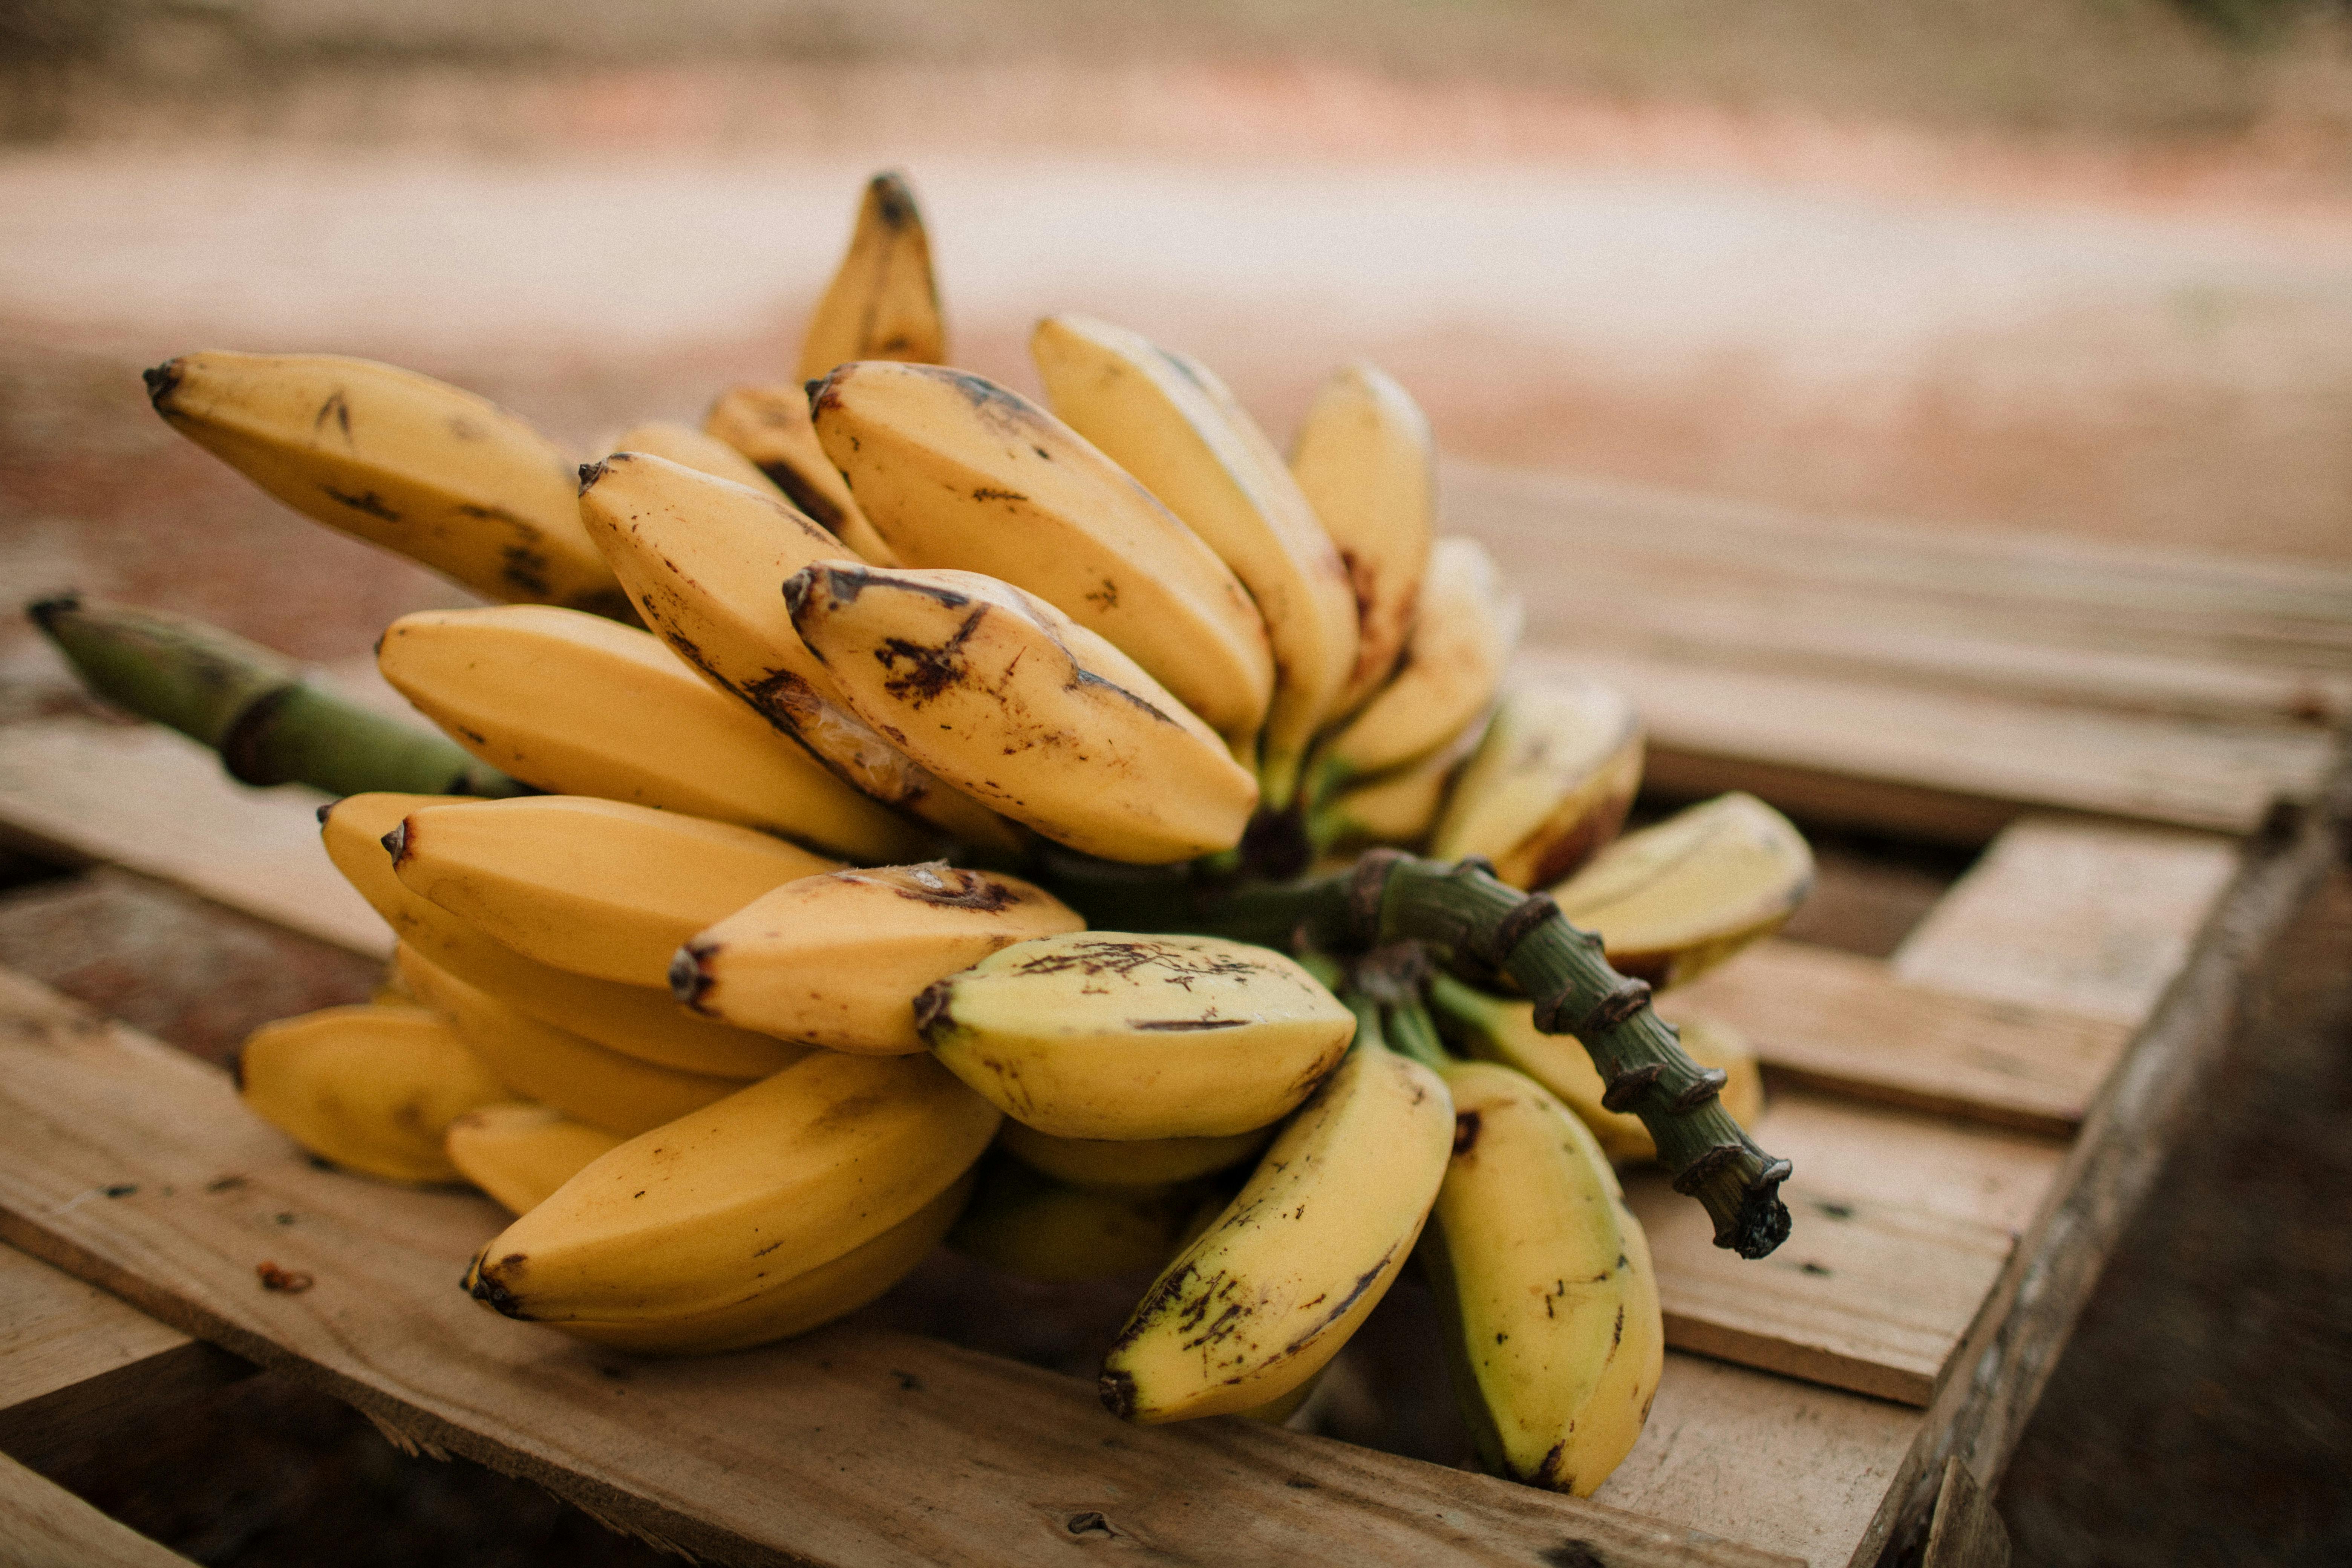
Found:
[54,173,1814,1496]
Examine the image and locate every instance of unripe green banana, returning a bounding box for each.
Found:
[797,170,946,381]
[997,1119,1275,1190]
[948,1153,1209,1282]
[1427,679,1643,889]
[444,1104,622,1215]
[237,1003,514,1184]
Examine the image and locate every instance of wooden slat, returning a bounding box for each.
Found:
[1922,1460,2011,1568]
[0,1450,201,1568]
[1746,1091,2067,1238]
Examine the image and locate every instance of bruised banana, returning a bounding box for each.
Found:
[603,419,784,495]
[321,793,803,1078]
[948,1153,1209,1283]
[237,1003,513,1184]
[703,384,899,565]
[1032,315,1357,806]
[463,1049,998,1354]
[797,170,946,381]
[676,863,1082,1055]
[388,795,836,987]
[810,361,1273,744]
[786,562,1259,863]
[1311,704,1491,854]
[144,352,627,617]
[919,933,1354,1140]
[997,1118,1275,1190]
[378,603,928,862]
[444,1104,622,1215]
[1428,678,1643,889]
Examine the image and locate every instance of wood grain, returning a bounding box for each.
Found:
[1921,1459,2010,1568]
[0,1450,201,1568]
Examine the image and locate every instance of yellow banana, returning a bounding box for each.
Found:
[386,795,836,987]
[605,419,782,494]
[998,1119,1274,1190]
[786,562,1259,862]
[144,351,627,616]
[1289,361,1435,718]
[444,1104,622,1215]
[237,1003,513,1184]
[676,862,1083,1055]
[1031,315,1357,806]
[1427,678,1644,889]
[808,361,1273,744]
[1547,792,1813,988]
[948,1153,1208,1282]
[1311,705,1491,853]
[378,603,928,862]
[463,1049,997,1354]
[703,384,899,565]
[797,170,946,381]
[919,933,1354,1140]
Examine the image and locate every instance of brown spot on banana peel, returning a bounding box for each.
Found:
[1127,1017,1247,1032]
[1452,1109,1482,1155]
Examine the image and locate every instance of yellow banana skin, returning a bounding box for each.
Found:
[797,170,946,381]
[948,1153,1208,1283]
[444,1104,622,1215]
[1311,705,1491,854]
[237,1003,514,1185]
[998,1119,1274,1191]
[1031,315,1357,806]
[919,933,1355,1140]
[677,863,1083,1055]
[787,562,1259,863]
[1428,679,1644,889]
[1100,1036,1454,1423]
[703,384,899,565]
[1290,361,1436,719]
[605,419,784,495]
[810,361,1273,744]
[464,1049,997,1355]
[388,795,836,987]
[145,351,628,617]
[378,603,927,862]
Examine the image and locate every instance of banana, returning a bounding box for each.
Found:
[919,933,1355,1140]
[1289,361,1436,718]
[998,1119,1274,1190]
[1311,705,1491,854]
[675,862,1083,1055]
[444,1104,622,1215]
[1547,792,1813,988]
[576,452,1021,852]
[386,795,836,987]
[397,945,746,1136]
[1308,537,1522,801]
[1031,315,1357,805]
[321,793,805,1078]
[144,351,628,616]
[605,419,783,494]
[236,1003,514,1184]
[1427,679,1644,889]
[1099,1018,1454,1423]
[378,603,929,862]
[797,170,946,381]
[808,361,1273,744]
[786,562,1259,862]
[703,384,899,565]
[948,1153,1208,1282]
[463,1049,998,1354]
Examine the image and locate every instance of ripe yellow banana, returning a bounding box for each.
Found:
[322,793,805,1079]
[144,351,628,617]
[809,361,1273,744]
[444,1104,622,1215]
[378,603,928,862]
[797,170,946,381]
[1031,315,1357,806]
[786,562,1259,862]
[605,419,784,494]
[463,1049,998,1354]
[948,1153,1208,1283]
[1311,705,1491,853]
[1428,679,1644,889]
[1547,792,1813,988]
[676,862,1083,1055]
[237,1003,514,1184]
[919,933,1355,1140]
[386,795,836,987]
[1289,361,1436,718]
[998,1119,1275,1190]
[703,384,900,565]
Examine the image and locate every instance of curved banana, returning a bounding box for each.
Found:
[703,384,899,565]
[1290,361,1435,718]
[919,933,1354,1140]
[1031,315,1357,806]
[378,603,928,862]
[948,1153,1208,1283]
[237,1003,513,1184]
[1428,679,1643,889]
[786,562,1259,863]
[676,862,1082,1055]
[444,1104,622,1215]
[387,795,836,987]
[463,1049,998,1354]
[1311,706,1491,854]
[998,1119,1274,1191]
[605,419,782,494]
[809,361,1273,744]
[144,351,627,616]
[797,170,946,381]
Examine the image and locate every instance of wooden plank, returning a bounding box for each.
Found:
[1665,942,2132,1135]
[0,1450,201,1568]
[1748,1090,2067,1238]
[1921,1460,2010,1568]
[0,969,1798,1568]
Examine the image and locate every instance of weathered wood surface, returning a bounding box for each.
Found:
[0,1449,202,1568]
[1921,1460,2010,1568]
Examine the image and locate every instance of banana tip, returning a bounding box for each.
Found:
[1097,1368,1138,1422]
[141,360,183,409]
[466,1253,528,1317]
[23,592,79,633]
[668,943,715,1008]
[577,459,608,494]
[380,821,410,865]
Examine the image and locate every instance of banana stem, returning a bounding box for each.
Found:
[1377,995,1455,1076]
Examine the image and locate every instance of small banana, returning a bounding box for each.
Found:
[145,351,628,616]
[948,1153,1208,1283]
[797,170,946,381]
[786,562,1259,862]
[703,384,899,565]
[463,1049,998,1354]
[998,1119,1275,1190]
[604,419,783,494]
[1427,679,1644,888]
[444,1104,622,1215]
[809,361,1273,744]
[1289,361,1436,718]
[386,795,837,988]
[1031,315,1357,806]
[237,1003,514,1184]
[378,603,929,862]
[1310,706,1491,854]
[675,862,1083,1055]
[919,933,1355,1140]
